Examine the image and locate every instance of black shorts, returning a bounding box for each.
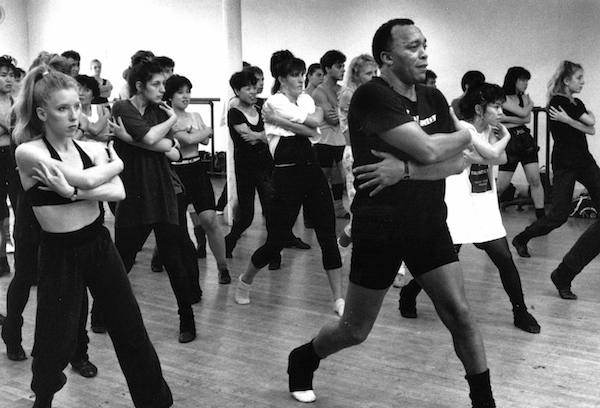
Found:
[349,205,458,290]
[315,144,345,168]
[173,159,216,213]
[499,126,539,172]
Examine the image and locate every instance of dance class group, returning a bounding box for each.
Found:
[0,15,598,408]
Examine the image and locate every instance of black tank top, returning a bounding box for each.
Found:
[25,137,94,206]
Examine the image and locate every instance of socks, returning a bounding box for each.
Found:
[235,276,251,305]
[466,369,495,408]
[288,341,321,403]
[333,298,345,317]
[535,208,545,219]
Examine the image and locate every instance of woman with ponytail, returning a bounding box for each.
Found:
[13,65,172,408]
[512,61,599,262]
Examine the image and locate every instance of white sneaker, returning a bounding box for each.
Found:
[235,276,251,305]
[6,241,14,254]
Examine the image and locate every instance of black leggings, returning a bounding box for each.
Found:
[402,237,525,308]
[226,160,274,245]
[250,163,341,270]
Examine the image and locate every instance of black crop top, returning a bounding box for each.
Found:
[25,137,94,206]
[503,93,524,118]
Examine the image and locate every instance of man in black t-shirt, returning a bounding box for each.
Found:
[287,18,496,408]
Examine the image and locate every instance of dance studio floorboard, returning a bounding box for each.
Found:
[1,183,600,407]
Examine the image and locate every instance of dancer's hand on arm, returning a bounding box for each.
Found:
[312,89,339,126]
[15,141,124,190]
[138,102,178,145]
[262,106,320,138]
[32,161,125,202]
[502,96,533,120]
[353,150,468,196]
[549,106,596,135]
[470,124,511,160]
[380,111,470,164]
[109,117,173,152]
[234,123,267,145]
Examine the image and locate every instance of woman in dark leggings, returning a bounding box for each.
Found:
[235,51,344,315]
[109,59,199,343]
[224,70,275,257]
[512,61,598,266]
[13,65,172,408]
[400,83,540,334]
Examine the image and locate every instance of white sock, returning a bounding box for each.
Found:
[333,298,345,317]
[235,276,251,305]
[291,390,317,403]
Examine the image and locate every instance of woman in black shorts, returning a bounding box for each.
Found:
[496,66,545,218]
[163,74,231,284]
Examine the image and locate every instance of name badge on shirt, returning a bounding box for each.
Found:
[469,164,492,194]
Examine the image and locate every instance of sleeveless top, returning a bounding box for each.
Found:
[25,137,94,206]
[503,94,523,118]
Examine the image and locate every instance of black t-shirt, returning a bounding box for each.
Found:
[112,100,179,227]
[548,95,593,168]
[349,78,453,214]
[227,107,272,169]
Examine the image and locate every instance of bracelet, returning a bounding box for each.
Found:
[69,186,78,201]
[403,161,411,180]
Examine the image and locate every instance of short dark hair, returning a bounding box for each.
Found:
[502,66,531,95]
[246,66,263,78]
[461,70,485,92]
[372,18,415,66]
[14,67,26,79]
[459,82,506,121]
[426,70,437,81]
[128,60,163,96]
[320,50,346,73]
[155,56,175,70]
[0,56,15,73]
[230,70,258,92]
[61,50,81,62]
[164,74,192,102]
[75,74,100,98]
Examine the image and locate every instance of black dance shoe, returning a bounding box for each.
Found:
[284,237,311,250]
[7,344,27,361]
[511,236,530,258]
[550,270,577,300]
[71,359,98,378]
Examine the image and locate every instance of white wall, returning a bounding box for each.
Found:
[0,0,29,66]
[2,0,600,184]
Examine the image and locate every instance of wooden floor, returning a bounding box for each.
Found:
[2,179,600,407]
